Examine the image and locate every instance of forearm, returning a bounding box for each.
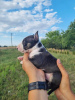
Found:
[28,89,48,100]
[28,71,48,100]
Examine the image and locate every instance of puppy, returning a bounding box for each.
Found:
[17,31,62,95]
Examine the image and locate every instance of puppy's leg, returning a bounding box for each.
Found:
[48,87,58,95]
[46,72,62,95]
[17,56,23,64]
[17,56,23,60]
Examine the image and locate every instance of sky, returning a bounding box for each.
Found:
[0,0,75,46]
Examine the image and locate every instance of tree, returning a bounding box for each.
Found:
[63,19,75,49]
[41,30,62,49]
[41,19,75,49]
[41,38,50,48]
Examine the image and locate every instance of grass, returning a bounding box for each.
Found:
[0,48,75,100]
[0,49,28,100]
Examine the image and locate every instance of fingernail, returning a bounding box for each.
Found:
[58,59,61,64]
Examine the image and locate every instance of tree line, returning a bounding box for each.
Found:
[41,19,75,50]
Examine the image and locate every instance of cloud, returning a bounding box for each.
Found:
[2,35,10,38]
[45,12,57,19]
[74,7,75,10]
[51,26,59,31]
[43,0,52,6]
[0,0,36,10]
[44,9,53,12]
[34,3,42,12]
[0,0,62,34]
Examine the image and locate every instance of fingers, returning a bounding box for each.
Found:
[55,89,62,97]
[55,89,66,100]
[17,53,29,63]
[57,59,67,76]
[17,56,23,61]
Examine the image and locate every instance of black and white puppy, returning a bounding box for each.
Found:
[17,31,62,95]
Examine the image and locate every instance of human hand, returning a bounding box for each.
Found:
[18,53,45,83]
[18,53,48,100]
[55,59,75,100]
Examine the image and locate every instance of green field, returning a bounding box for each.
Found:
[0,48,75,100]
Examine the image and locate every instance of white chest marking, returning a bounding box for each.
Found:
[29,41,44,58]
[29,48,42,58]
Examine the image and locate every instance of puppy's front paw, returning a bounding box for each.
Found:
[17,56,23,60]
[20,61,23,64]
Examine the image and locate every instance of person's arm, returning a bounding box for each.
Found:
[55,59,75,100]
[21,53,48,100]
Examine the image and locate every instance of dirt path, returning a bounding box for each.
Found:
[0,47,16,50]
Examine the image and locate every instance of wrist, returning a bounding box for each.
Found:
[29,73,45,83]
[29,77,45,83]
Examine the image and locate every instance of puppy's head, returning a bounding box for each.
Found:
[17,31,39,53]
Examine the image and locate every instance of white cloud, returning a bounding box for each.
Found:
[0,0,50,10]
[74,7,75,10]
[1,34,11,38]
[2,35,10,38]
[51,26,59,31]
[43,0,52,6]
[0,0,62,34]
[34,3,42,12]
[44,9,53,12]
[45,12,57,19]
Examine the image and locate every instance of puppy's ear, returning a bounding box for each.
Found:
[34,31,39,41]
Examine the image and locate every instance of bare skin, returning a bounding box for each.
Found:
[55,59,75,100]
[18,53,75,100]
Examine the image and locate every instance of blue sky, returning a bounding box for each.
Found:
[0,0,75,46]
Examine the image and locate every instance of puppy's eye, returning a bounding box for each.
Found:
[27,43,31,48]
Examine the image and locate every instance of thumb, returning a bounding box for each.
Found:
[22,52,35,69]
[23,53,29,62]
[22,53,30,68]
[22,53,37,77]
[57,59,67,76]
